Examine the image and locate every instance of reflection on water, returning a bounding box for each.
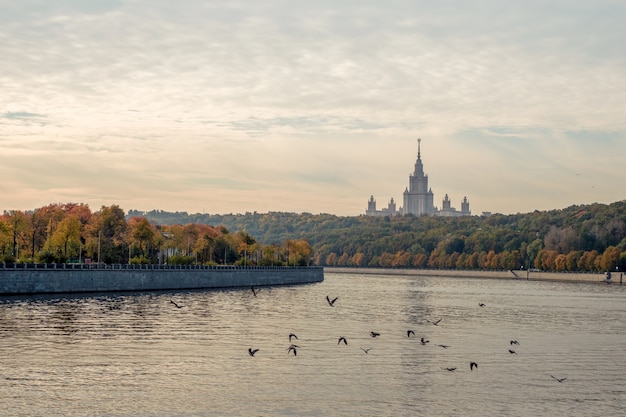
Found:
[1,273,626,416]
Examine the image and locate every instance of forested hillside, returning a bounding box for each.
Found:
[128,201,626,272]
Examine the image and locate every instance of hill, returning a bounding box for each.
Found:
[128,201,626,271]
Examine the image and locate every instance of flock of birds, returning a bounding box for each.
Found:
[170,286,568,383]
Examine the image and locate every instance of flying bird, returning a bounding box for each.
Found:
[326,296,338,307]
[509,349,517,355]
[427,318,442,326]
[338,336,348,345]
[510,340,520,345]
[479,303,486,307]
[420,338,430,345]
[470,361,478,371]
[361,347,372,354]
[170,300,183,308]
[289,333,298,342]
[248,348,259,357]
[551,375,567,383]
[437,344,450,349]
[251,286,260,297]
[287,345,298,356]
[407,330,415,338]
[444,367,457,372]
[370,331,381,338]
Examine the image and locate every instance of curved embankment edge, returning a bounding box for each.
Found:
[0,265,324,295]
[325,267,621,284]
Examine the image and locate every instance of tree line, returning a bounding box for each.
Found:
[130,200,626,272]
[0,203,312,266]
[3,201,625,272]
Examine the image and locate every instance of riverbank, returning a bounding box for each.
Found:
[0,264,324,295]
[325,267,621,284]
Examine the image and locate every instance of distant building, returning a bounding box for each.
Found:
[366,139,472,217]
[366,196,398,217]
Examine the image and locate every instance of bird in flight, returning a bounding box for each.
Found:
[370,331,381,338]
[444,367,457,372]
[470,361,478,371]
[510,340,520,345]
[289,333,298,342]
[437,344,450,349]
[407,330,415,338]
[509,349,517,355]
[338,336,348,345]
[361,347,372,354]
[326,296,338,307]
[251,286,260,297]
[427,318,442,326]
[420,338,430,345]
[248,348,259,357]
[551,375,567,383]
[479,303,486,307]
[170,300,183,308]
[287,345,299,356]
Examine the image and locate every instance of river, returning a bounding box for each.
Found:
[1,271,625,416]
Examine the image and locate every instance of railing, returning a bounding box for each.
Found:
[0,262,322,271]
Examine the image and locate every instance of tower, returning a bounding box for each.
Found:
[442,194,451,210]
[461,196,471,215]
[402,139,435,216]
[366,195,377,215]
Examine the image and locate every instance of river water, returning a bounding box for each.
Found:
[1,272,625,416]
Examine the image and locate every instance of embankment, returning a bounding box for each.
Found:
[0,264,324,295]
[325,267,620,284]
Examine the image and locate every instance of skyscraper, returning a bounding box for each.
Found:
[402,138,435,216]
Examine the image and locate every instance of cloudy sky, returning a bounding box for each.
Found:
[2,0,625,216]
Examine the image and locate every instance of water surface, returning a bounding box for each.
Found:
[1,272,625,416]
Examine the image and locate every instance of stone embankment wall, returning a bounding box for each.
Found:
[325,267,619,284]
[0,264,324,295]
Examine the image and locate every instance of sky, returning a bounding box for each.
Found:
[2,0,625,217]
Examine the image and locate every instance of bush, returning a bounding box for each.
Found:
[130,256,150,265]
[37,251,56,264]
[2,254,16,264]
[168,255,195,265]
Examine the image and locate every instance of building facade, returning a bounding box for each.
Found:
[366,139,471,217]
[366,196,398,217]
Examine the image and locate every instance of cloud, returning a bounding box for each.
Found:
[1,1,625,215]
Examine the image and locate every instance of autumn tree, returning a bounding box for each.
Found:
[350,252,366,267]
[599,246,620,272]
[128,217,159,261]
[81,205,128,263]
[47,214,81,260]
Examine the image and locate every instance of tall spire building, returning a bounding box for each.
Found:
[402,138,435,216]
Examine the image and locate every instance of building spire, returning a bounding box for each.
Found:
[417,138,421,159]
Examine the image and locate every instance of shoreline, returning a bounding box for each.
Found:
[325,267,621,284]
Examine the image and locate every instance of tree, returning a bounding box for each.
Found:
[350,252,366,267]
[392,250,412,267]
[49,214,81,260]
[565,250,583,271]
[0,216,12,261]
[128,217,158,259]
[527,239,543,268]
[413,253,428,268]
[578,250,600,272]
[554,254,567,271]
[544,226,580,254]
[7,210,28,260]
[599,246,620,272]
[86,205,128,263]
